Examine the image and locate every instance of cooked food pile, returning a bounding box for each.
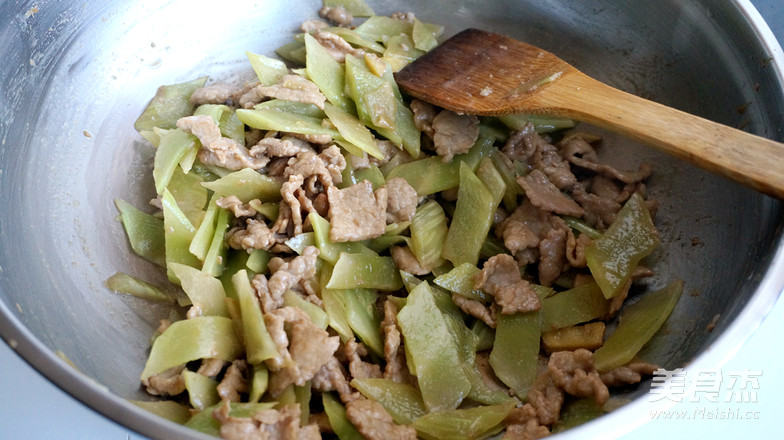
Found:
[111,1,682,438]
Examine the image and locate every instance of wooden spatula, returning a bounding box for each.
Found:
[395,28,784,199]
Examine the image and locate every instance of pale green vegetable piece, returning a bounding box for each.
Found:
[114,198,165,267]
[189,194,220,261]
[354,16,413,43]
[161,189,201,283]
[248,364,269,403]
[182,370,220,411]
[489,311,541,399]
[594,280,683,372]
[201,167,282,203]
[185,402,277,436]
[412,18,443,51]
[237,107,339,139]
[246,249,271,274]
[326,252,403,291]
[169,263,229,318]
[384,33,425,72]
[233,270,280,364]
[397,281,471,412]
[285,232,316,255]
[276,40,307,65]
[255,99,326,119]
[153,128,198,195]
[498,113,576,133]
[105,272,173,303]
[201,207,230,277]
[246,51,288,86]
[324,103,383,159]
[305,33,354,113]
[322,393,364,440]
[351,378,427,425]
[134,76,207,132]
[324,27,385,53]
[476,157,507,208]
[324,0,374,16]
[409,200,448,271]
[168,165,208,228]
[283,289,330,330]
[432,263,490,302]
[140,316,242,380]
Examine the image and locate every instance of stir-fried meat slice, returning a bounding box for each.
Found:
[301,19,329,33]
[499,217,541,254]
[312,356,360,403]
[285,147,344,192]
[410,99,437,138]
[327,181,387,242]
[217,195,258,218]
[213,401,304,440]
[217,360,250,403]
[559,133,652,184]
[432,110,480,162]
[527,371,564,426]
[190,83,237,106]
[177,115,269,171]
[265,306,340,396]
[313,30,366,63]
[319,5,353,26]
[242,75,326,110]
[571,183,621,231]
[548,349,609,405]
[451,292,496,328]
[381,300,416,385]
[565,229,592,268]
[345,339,382,380]
[345,398,418,440]
[142,365,186,396]
[250,135,314,159]
[606,265,655,318]
[227,218,278,251]
[391,246,429,275]
[600,361,659,387]
[475,254,541,314]
[504,123,576,190]
[475,351,507,392]
[537,216,570,287]
[197,358,226,378]
[383,177,418,223]
[253,246,320,313]
[518,170,584,217]
[502,403,551,440]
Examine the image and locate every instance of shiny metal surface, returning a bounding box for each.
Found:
[0,1,782,439]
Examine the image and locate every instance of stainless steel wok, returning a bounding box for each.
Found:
[0,0,782,439]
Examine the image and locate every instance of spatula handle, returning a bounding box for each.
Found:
[540,73,784,199]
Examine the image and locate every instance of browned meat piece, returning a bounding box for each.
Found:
[345,339,382,380]
[600,361,659,387]
[572,184,621,230]
[312,356,360,403]
[451,292,496,328]
[475,254,541,314]
[345,398,418,440]
[217,195,258,218]
[548,349,609,405]
[190,83,236,105]
[537,217,570,287]
[313,30,366,63]
[300,19,329,33]
[253,246,320,313]
[197,358,226,378]
[285,147,345,192]
[410,99,437,138]
[319,5,353,26]
[565,230,592,268]
[213,401,303,440]
[559,134,652,184]
[381,300,416,385]
[217,360,249,403]
[243,75,326,110]
[504,123,576,190]
[177,115,269,171]
[502,403,551,440]
[432,110,480,162]
[142,365,185,396]
[475,351,507,392]
[518,170,584,217]
[264,307,340,396]
[390,246,429,276]
[499,217,541,254]
[527,371,564,426]
[249,135,314,159]
[227,219,278,251]
[606,265,655,317]
[327,181,387,242]
[383,177,418,223]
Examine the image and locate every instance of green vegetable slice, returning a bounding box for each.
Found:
[489,311,541,399]
[412,400,516,440]
[201,168,282,203]
[134,76,207,132]
[114,198,165,267]
[105,272,173,303]
[351,378,427,425]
